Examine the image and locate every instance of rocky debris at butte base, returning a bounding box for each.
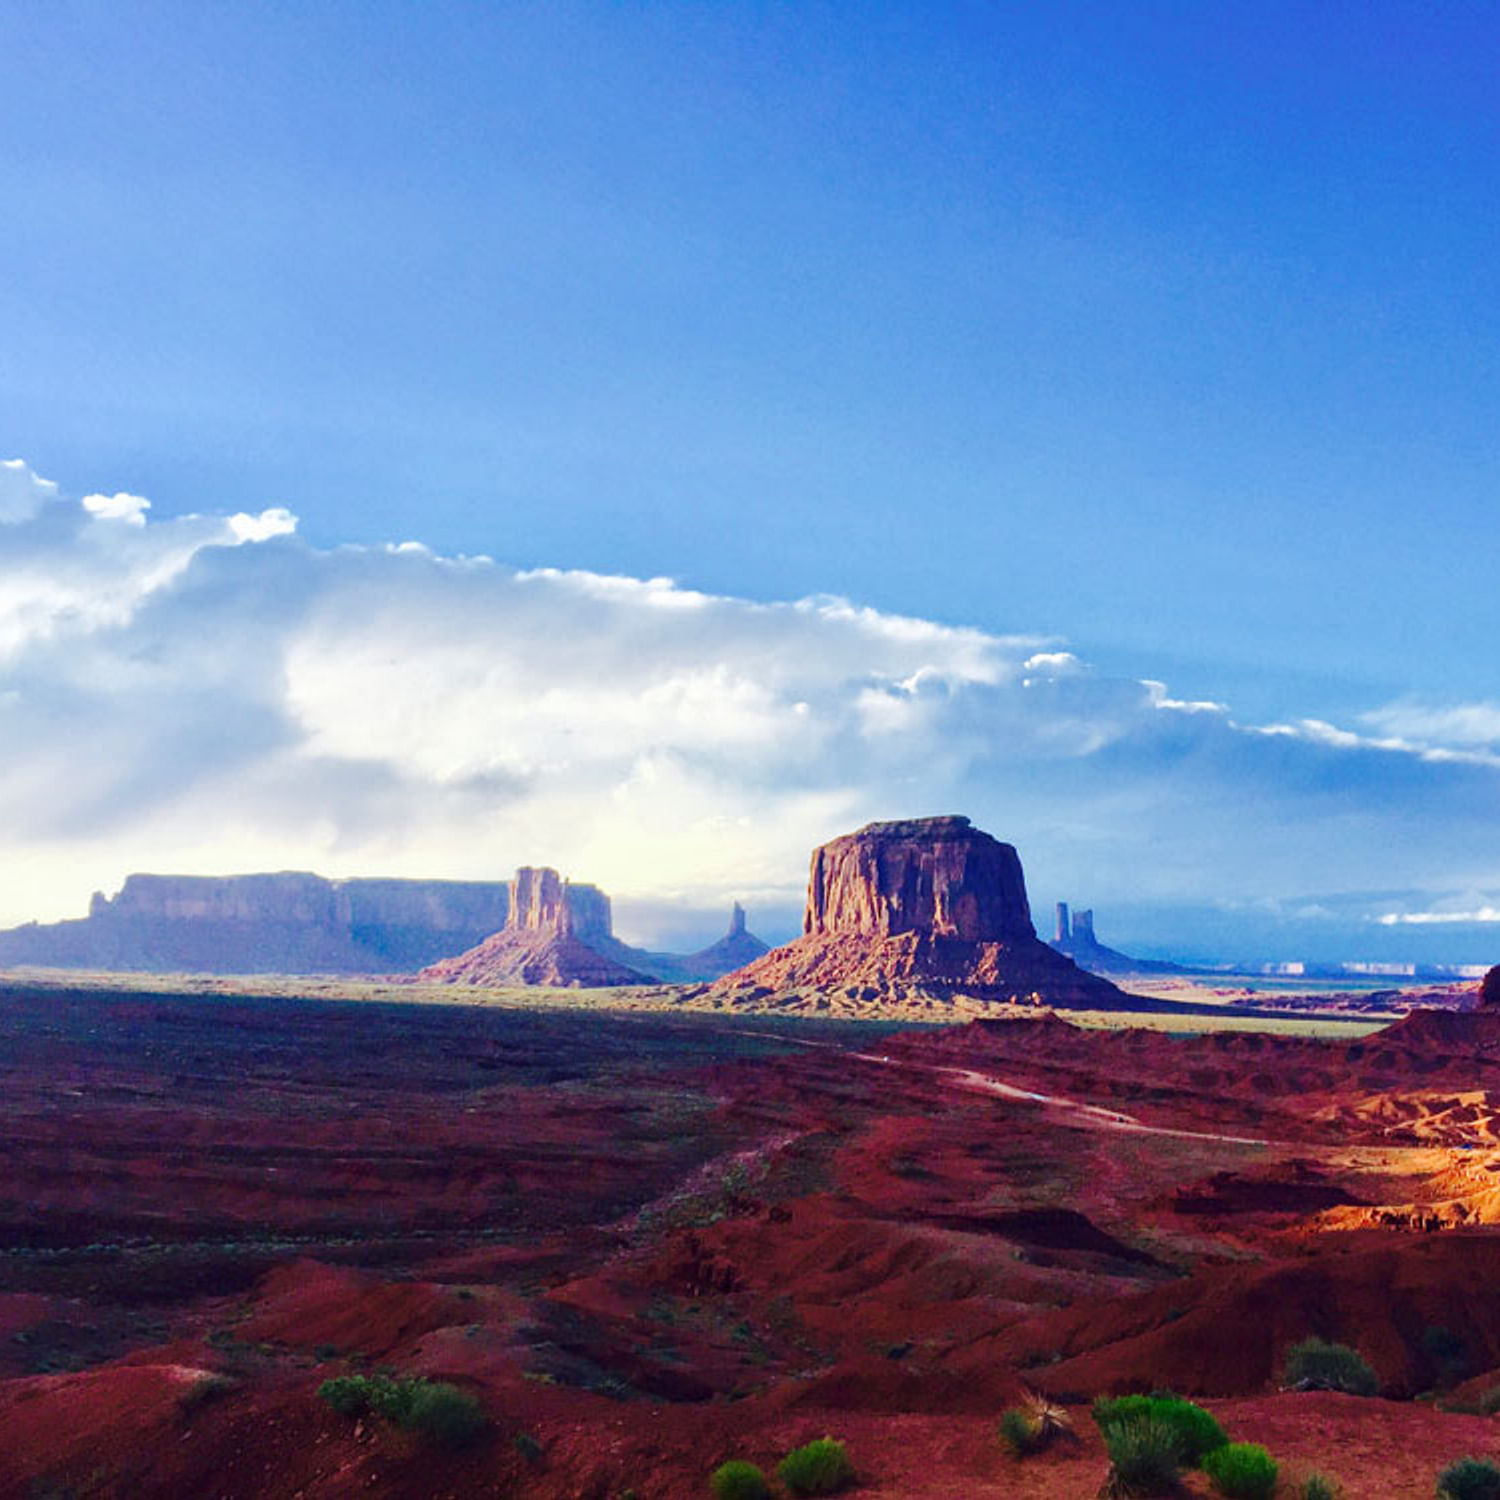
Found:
[706,815,1129,1008]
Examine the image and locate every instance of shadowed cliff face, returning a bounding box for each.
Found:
[803,816,1034,942]
[1482,965,1500,1009]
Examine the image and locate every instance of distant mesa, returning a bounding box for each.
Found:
[417,870,770,988]
[1050,901,1186,976]
[0,872,513,975]
[707,815,1128,1009]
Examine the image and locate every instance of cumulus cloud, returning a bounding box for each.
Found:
[0,458,58,523]
[2,458,1499,947]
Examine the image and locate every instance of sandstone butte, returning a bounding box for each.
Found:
[417,866,654,986]
[708,814,1128,1008]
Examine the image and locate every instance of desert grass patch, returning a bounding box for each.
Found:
[316,1373,486,1447]
[1097,1415,1185,1495]
[709,1459,771,1500]
[777,1437,853,1495]
[1201,1442,1278,1500]
[1093,1393,1227,1466]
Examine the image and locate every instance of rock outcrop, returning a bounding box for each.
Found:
[679,903,770,978]
[804,816,1033,941]
[0,874,513,974]
[708,816,1129,1008]
[417,868,654,987]
[1050,900,1187,976]
[1482,965,1500,1010]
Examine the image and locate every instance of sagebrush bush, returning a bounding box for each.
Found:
[709,1460,771,1500]
[316,1373,485,1447]
[1300,1473,1341,1500]
[1281,1337,1379,1396]
[777,1437,853,1495]
[317,1374,373,1416]
[1102,1416,1185,1494]
[402,1381,486,1446]
[1202,1442,1278,1500]
[1093,1393,1227,1466]
[1439,1457,1500,1500]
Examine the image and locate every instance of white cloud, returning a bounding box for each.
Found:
[0,458,58,523]
[1377,906,1500,926]
[82,491,151,526]
[1362,699,1500,751]
[2,460,1500,943]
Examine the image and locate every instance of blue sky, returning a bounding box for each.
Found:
[2,3,1498,963]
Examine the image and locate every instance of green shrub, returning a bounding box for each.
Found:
[710,1461,771,1500]
[777,1437,853,1495]
[999,1406,1042,1457]
[1282,1337,1379,1396]
[1479,1386,1500,1415]
[1300,1474,1341,1500]
[1093,1393,1228,1466]
[1439,1458,1500,1500]
[1102,1416,1185,1494]
[402,1381,486,1447]
[318,1374,374,1416]
[317,1373,486,1448]
[1202,1442,1278,1500]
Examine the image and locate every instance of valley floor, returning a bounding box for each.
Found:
[2,977,1499,1497]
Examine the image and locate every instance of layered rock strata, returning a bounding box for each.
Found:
[709,816,1128,1008]
[0,874,512,974]
[417,868,654,987]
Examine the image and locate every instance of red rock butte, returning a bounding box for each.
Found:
[417,866,652,986]
[710,814,1128,1008]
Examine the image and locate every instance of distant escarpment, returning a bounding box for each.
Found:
[417,871,771,988]
[708,816,1128,1009]
[0,873,512,975]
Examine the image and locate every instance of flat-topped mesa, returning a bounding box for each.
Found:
[507,867,612,946]
[804,816,1033,942]
[708,815,1131,1011]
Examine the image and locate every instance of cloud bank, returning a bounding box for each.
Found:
[2,459,1498,952]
